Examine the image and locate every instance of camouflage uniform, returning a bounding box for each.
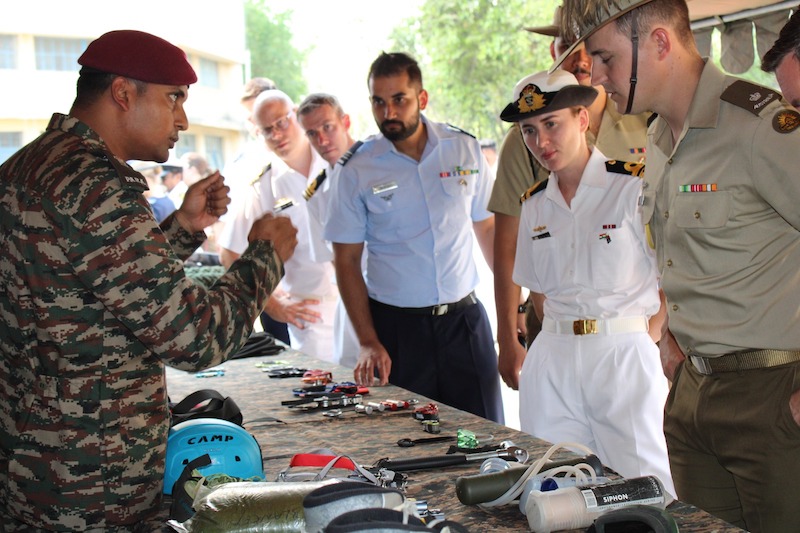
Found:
[0,114,283,531]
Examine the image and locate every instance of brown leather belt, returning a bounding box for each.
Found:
[689,349,800,375]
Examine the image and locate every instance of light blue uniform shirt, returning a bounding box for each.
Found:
[324,116,494,307]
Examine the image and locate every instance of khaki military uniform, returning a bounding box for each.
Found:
[0,114,284,531]
[641,61,800,531]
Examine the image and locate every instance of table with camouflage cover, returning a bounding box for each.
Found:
[153,346,745,532]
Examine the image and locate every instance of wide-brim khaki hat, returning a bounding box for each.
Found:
[551,0,656,72]
[525,5,561,37]
[500,70,598,123]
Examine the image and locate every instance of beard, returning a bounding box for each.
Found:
[379,113,421,142]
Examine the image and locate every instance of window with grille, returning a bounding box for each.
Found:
[35,37,89,71]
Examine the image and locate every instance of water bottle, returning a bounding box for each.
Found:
[525,475,672,533]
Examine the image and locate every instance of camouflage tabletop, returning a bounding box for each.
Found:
[152,348,745,532]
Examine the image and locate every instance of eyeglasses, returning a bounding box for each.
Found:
[260,111,294,138]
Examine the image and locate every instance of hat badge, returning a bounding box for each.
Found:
[517,84,547,114]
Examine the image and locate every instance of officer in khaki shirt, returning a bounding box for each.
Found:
[558,1,800,531]
[490,5,650,390]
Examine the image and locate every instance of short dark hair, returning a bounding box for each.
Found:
[73,73,146,108]
[367,52,423,88]
[762,8,800,73]
[297,93,345,118]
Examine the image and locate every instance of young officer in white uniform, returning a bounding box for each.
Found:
[297,93,362,367]
[504,70,673,494]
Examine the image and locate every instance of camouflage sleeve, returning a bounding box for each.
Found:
[59,175,283,372]
[159,211,208,260]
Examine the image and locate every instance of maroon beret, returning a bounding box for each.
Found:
[78,29,197,86]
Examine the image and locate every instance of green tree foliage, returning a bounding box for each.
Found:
[389,0,559,142]
[245,0,307,101]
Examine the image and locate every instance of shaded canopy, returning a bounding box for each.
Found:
[689,0,797,73]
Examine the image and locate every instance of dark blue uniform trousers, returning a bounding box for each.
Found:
[369,298,504,424]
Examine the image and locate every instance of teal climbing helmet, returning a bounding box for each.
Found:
[164,418,264,494]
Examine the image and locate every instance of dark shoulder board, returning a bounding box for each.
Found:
[445,123,476,139]
[303,168,327,201]
[338,141,364,167]
[520,179,548,204]
[250,163,272,187]
[720,80,781,116]
[605,159,645,178]
[105,150,148,192]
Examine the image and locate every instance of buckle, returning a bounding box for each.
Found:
[689,355,713,375]
[573,319,598,335]
[431,304,449,316]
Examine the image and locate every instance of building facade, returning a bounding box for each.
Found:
[0,0,251,168]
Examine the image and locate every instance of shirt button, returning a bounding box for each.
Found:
[664,211,669,219]
[672,304,679,312]
[694,212,701,219]
[668,158,674,164]
[666,259,673,267]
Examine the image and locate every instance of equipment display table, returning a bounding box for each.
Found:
[152,348,744,532]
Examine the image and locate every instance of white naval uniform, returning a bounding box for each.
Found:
[218,149,337,361]
[305,162,361,367]
[513,148,674,495]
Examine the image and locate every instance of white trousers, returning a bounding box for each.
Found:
[287,285,338,363]
[334,298,360,368]
[519,329,675,497]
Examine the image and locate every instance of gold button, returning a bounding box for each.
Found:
[694,212,701,219]
[668,158,673,164]
[672,304,679,312]
[666,259,673,267]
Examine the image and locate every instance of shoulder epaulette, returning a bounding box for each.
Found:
[303,168,327,201]
[445,123,476,139]
[250,163,272,187]
[720,80,780,116]
[111,151,148,191]
[520,179,548,204]
[337,141,363,167]
[605,159,645,178]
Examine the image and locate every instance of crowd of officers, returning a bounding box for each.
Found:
[1,1,800,531]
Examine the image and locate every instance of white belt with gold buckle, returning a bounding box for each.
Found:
[542,316,649,336]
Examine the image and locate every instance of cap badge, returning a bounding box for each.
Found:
[517,84,547,114]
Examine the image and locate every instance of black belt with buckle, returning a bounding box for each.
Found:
[370,292,478,316]
[689,349,800,375]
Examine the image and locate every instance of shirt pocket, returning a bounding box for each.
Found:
[674,191,732,229]
[527,236,563,294]
[586,225,637,291]
[440,175,477,197]
[364,182,426,243]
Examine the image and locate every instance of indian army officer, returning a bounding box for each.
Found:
[0,30,296,531]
